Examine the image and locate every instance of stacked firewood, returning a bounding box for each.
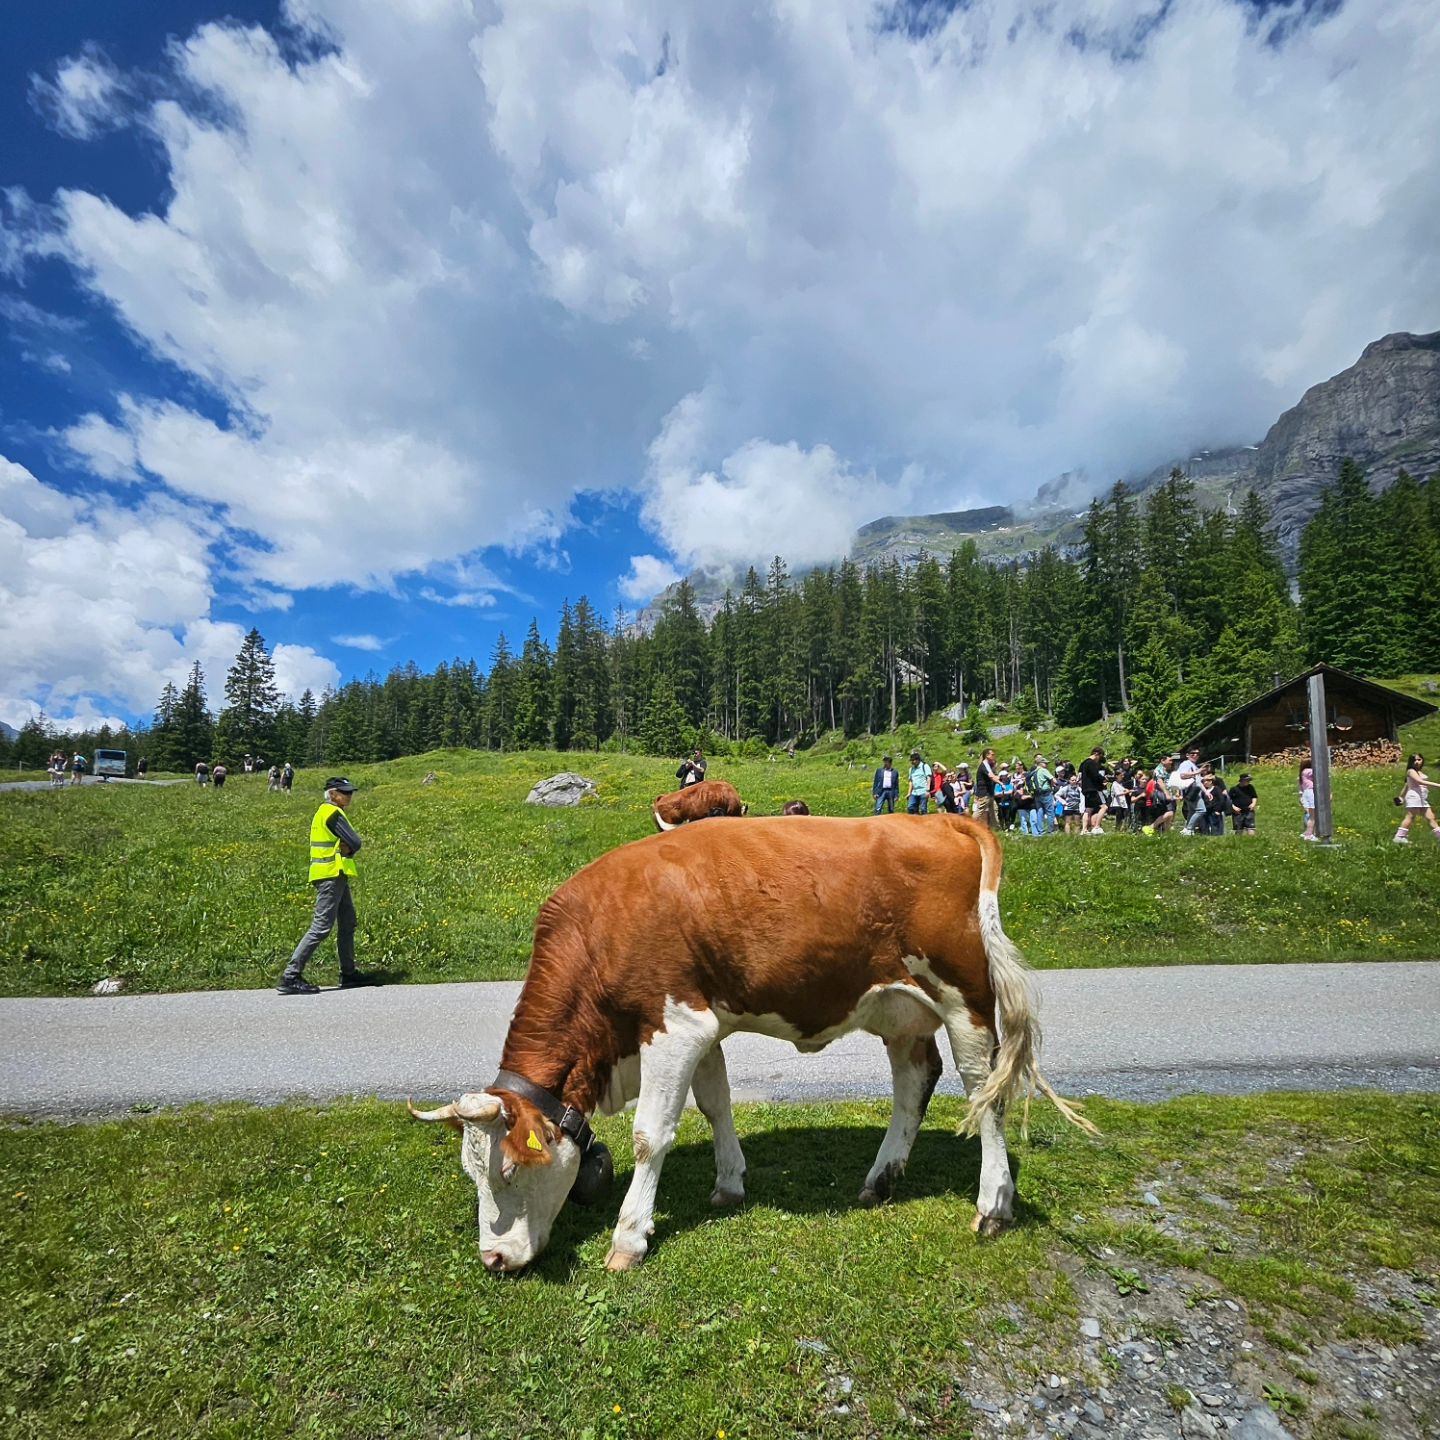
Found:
[1258,740,1402,769]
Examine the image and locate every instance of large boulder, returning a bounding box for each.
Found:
[526,773,599,807]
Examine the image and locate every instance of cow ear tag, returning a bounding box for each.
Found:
[526,1129,543,1152]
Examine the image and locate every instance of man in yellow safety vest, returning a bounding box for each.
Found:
[276,777,379,994]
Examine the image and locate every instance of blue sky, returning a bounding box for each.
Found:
[2,0,1437,729]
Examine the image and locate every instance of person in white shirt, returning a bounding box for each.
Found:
[872,755,899,814]
[1172,747,1203,825]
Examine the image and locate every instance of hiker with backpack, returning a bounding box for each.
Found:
[1026,756,1055,834]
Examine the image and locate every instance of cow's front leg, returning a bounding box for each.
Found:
[945,1012,1015,1236]
[607,1002,719,1271]
[861,1033,943,1205]
[690,1043,746,1206]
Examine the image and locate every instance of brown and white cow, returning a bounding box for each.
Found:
[652,778,747,830]
[410,814,1092,1273]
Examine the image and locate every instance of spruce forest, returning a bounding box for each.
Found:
[7,461,1438,771]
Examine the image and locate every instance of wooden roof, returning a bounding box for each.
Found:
[1180,664,1436,753]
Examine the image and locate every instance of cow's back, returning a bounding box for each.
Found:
[532,815,994,1044]
[653,779,745,826]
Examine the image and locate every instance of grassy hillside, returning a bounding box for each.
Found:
[2,703,1437,997]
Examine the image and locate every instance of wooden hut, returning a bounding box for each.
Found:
[1181,664,1435,763]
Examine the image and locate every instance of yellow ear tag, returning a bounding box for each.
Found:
[526,1130,543,1152]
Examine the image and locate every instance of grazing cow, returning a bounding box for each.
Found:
[410,815,1092,1273]
[652,779,747,831]
[782,799,810,815]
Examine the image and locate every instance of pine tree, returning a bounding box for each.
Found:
[1124,570,1206,758]
[1376,470,1440,673]
[13,713,53,770]
[512,620,553,748]
[1014,685,1042,730]
[640,673,689,757]
[149,681,180,770]
[219,628,281,760]
[961,702,990,745]
[1298,460,1392,672]
[174,662,213,766]
[484,636,517,750]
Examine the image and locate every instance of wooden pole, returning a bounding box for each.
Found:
[1307,672,1334,841]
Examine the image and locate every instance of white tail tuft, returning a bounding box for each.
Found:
[960,830,1098,1139]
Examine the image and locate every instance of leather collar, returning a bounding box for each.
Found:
[490,1068,600,1155]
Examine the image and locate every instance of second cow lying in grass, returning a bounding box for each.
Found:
[651,779,747,830]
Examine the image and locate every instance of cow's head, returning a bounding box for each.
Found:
[409,1090,580,1272]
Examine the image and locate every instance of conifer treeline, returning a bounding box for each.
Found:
[3,462,1436,772]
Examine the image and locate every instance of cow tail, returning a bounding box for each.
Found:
[963,825,1098,1139]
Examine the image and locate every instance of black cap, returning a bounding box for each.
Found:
[325,777,357,793]
[910,749,921,759]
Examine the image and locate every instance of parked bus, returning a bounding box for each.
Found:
[93,748,128,780]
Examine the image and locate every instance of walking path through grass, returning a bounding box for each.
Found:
[3,962,1437,1117]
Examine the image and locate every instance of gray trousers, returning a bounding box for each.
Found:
[284,876,356,980]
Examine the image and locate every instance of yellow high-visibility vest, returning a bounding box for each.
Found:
[308,802,357,883]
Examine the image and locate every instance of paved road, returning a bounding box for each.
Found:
[3,963,1437,1117]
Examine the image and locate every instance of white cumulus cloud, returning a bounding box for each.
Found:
[619,553,683,604]
[29,47,129,140]
[3,0,1435,662]
[332,633,385,651]
[0,455,337,730]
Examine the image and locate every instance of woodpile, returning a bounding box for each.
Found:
[1257,739,1402,769]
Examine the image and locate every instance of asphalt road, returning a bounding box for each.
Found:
[3,962,1438,1118]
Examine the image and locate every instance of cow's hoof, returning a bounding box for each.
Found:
[971,1211,1007,1238]
[605,1247,646,1272]
[710,1186,745,1208]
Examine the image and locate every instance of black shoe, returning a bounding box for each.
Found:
[339,971,381,989]
[276,976,320,995]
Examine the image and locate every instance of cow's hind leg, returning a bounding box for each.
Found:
[691,1044,747,1207]
[607,1004,719,1271]
[945,1010,1015,1236]
[860,1034,944,1206]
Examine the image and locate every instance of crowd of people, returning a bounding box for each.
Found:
[873,744,1270,837]
[46,750,86,786]
[192,759,295,792]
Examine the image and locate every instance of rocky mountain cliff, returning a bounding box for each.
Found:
[1249,330,1440,552]
[643,329,1440,614]
[849,330,1440,571]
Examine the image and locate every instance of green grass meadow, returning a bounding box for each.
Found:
[2,706,1439,996]
[2,1092,1437,1438]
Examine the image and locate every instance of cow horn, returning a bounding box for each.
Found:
[456,1093,504,1123]
[407,1098,462,1131]
[406,1093,503,1128]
